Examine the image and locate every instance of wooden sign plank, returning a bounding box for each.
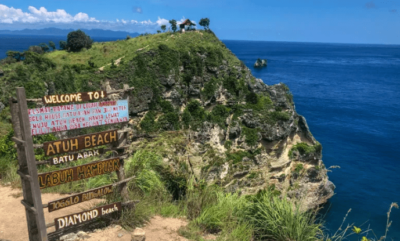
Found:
[55,202,122,230]
[43,129,118,157]
[38,157,121,189]
[48,185,113,212]
[28,100,128,136]
[48,148,105,165]
[42,91,107,105]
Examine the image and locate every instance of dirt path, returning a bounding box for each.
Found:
[0,185,188,241]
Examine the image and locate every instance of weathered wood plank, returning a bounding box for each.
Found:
[54,202,122,230]
[15,87,48,241]
[38,157,121,189]
[42,129,118,156]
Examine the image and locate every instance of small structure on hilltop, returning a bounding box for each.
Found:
[179,19,196,32]
[254,58,267,68]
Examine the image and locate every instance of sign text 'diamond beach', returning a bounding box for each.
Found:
[38,157,120,189]
[28,100,128,136]
[55,202,121,230]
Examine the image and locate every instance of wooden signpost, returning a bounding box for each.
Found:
[10,86,135,241]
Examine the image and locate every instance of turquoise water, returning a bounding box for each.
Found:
[223,40,400,240]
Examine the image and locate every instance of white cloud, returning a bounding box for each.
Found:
[156,17,169,26]
[0,4,170,33]
[0,4,99,23]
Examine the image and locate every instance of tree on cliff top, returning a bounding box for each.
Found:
[66,30,93,52]
[161,25,166,32]
[169,19,177,32]
[199,18,210,30]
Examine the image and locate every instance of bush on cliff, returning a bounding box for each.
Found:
[67,30,93,52]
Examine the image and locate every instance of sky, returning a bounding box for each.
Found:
[0,0,399,44]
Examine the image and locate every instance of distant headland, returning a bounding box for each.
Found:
[0,28,140,38]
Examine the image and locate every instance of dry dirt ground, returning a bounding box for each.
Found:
[0,185,188,241]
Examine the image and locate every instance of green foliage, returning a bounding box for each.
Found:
[224,140,232,150]
[126,150,165,193]
[161,25,166,32]
[158,112,180,130]
[246,92,258,104]
[169,19,177,32]
[270,111,290,121]
[199,18,210,30]
[157,44,179,75]
[24,51,56,71]
[159,99,174,113]
[223,75,246,97]
[28,45,43,54]
[6,51,24,62]
[182,109,192,128]
[294,163,304,174]
[49,41,56,50]
[202,78,219,100]
[184,100,206,129]
[140,111,159,133]
[226,150,254,164]
[205,48,223,67]
[245,94,273,112]
[242,127,259,147]
[290,142,321,158]
[59,40,67,50]
[39,43,50,52]
[67,30,93,52]
[245,191,322,240]
[208,104,229,127]
[194,191,248,233]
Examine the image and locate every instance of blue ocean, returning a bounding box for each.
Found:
[1,35,399,239]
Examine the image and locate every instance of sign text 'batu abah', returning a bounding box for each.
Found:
[48,148,105,165]
[43,129,118,156]
[42,91,107,104]
[55,202,121,230]
[38,157,121,189]
[28,100,128,136]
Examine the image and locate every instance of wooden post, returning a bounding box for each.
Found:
[10,87,48,241]
[114,84,130,202]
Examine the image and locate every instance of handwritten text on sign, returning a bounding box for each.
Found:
[28,100,129,136]
[42,91,107,105]
[38,157,121,189]
[55,202,121,230]
[48,185,113,212]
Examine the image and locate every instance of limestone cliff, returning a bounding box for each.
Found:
[0,30,334,210]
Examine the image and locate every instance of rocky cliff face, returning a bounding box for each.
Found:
[0,31,334,210]
[102,34,335,211]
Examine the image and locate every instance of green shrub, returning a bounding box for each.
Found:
[271,111,290,121]
[242,127,259,147]
[291,142,320,156]
[140,111,159,133]
[66,30,93,52]
[294,163,304,174]
[182,109,192,128]
[246,92,258,104]
[208,104,229,127]
[245,191,322,240]
[226,150,253,164]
